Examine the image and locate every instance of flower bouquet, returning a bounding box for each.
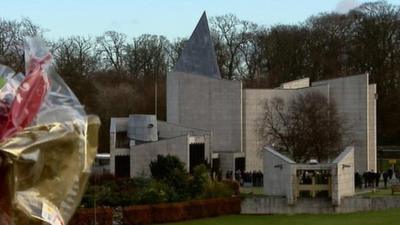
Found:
[0,38,100,225]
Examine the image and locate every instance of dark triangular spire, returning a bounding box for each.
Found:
[173,12,221,79]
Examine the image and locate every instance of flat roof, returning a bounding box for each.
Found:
[96,153,110,159]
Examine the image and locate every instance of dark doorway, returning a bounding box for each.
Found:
[116,132,130,148]
[189,143,205,173]
[235,157,245,173]
[212,158,221,180]
[115,155,130,178]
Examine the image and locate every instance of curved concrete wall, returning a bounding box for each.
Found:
[243,85,329,171]
[313,74,376,172]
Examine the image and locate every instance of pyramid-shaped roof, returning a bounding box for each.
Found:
[173,12,221,79]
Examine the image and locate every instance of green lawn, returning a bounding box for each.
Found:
[360,188,400,197]
[164,208,400,225]
[239,187,264,196]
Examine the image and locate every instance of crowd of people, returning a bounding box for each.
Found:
[355,169,399,189]
[222,168,399,189]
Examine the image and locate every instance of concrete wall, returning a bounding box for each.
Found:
[130,135,189,177]
[165,71,375,175]
[247,74,374,173]
[280,78,310,89]
[332,147,355,205]
[166,74,180,123]
[127,115,158,142]
[110,118,211,177]
[157,121,210,138]
[219,152,235,177]
[368,84,377,172]
[167,72,242,153]
[243,85,329,171]
[158,121,211,161]
[263,146,355,206]
[241,196,400,214]
[167,72,242,175]
[312,74,370,172]
[110,117,129,132]
[263,147,296,204]
[110,117,130,175]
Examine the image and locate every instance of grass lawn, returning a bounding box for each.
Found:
[360,188,400,197]
[239,186,264,196]
[163,208,400,225]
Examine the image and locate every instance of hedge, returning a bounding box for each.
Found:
[123,205,152,225]
[151,202,189,224]
[68,197,241,225]
[68,208,113,225]
[123,197,241,225]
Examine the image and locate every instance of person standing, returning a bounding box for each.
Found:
[383,172,389,188]
[375,171,381,188]
[363,172,368,188]
[355,172,362,189]
[388,168,393,179]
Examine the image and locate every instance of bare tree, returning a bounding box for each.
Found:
[240,28,269,87]
[0,18,43,71]
[96,31,127,74]
[305,13,353,80]
[125,34,169,78]
[259,91,349,162]
[349,1,400,144]
[211,14,256,80]
[93,79,135,151]
[167,38,186,70]
[53,36,99,77]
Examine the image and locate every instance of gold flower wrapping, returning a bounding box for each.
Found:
[0,115,100,225]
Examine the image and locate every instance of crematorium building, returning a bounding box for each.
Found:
[109,13,377,178]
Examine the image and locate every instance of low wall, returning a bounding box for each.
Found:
[241,196,400,214]
[123,197,241,225]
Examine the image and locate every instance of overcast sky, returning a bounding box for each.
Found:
[1,0,399,41]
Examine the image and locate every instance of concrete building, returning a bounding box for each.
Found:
[109,12,377,178]
[263,146,355,206]
[167,71,243,175]
[92,153,110,174]
[244,75,377,173]
[167,13,376,174]
[167,12,244,175]
[109,115,211,177]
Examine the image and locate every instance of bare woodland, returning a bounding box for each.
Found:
[0,1,399,151]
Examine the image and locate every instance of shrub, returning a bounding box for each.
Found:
[202,181,234,199]
[137,180,169,204]
[189,164,210,198]
[222,180,240,196]
[149,155,190,201]
[149,155,186,181]
[131,176,152,190]
[89,173,116,185]
[82,178,138,207]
